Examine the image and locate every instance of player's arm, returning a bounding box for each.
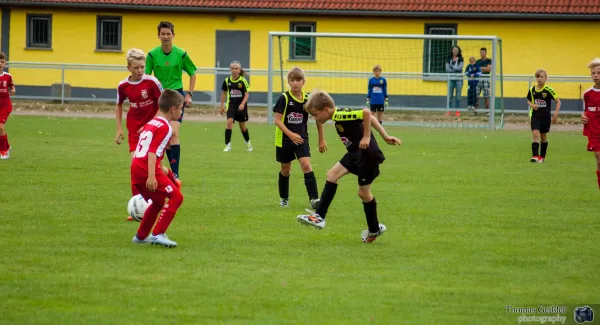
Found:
[526,89,538,110]
[582,96,589,124]
[115,86,126,144]
[239,78,250,110]
[316,121,327,153]
[220,80,227,114]
[182,52,197,104]
[359,108,372,149]
[145,53,154,75]
[383,78,389,106]
[552,90,561,122]
[146,152,158,191]
[370,117,401,145]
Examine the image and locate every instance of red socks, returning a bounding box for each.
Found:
[152,190,184,235]
[596,170,600,190]
[0,134,8,151]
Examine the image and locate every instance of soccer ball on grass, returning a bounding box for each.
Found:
[127,194,151,221]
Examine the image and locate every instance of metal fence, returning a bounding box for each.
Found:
[6,61,589,115]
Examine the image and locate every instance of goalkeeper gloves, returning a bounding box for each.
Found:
[385,100,389,108]
[366,100,370,107]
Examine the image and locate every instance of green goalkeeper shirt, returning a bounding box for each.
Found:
[145,45,196,90]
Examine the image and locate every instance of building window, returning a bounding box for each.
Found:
[26,14,52,49]
[97,16,122,50]
[423,23,458,75]
[289,22,316,60]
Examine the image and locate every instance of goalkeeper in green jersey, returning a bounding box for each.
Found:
[146,21,197,180]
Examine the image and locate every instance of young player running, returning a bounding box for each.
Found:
[296,90,401,243]
[220,61,252,152]
[366,65,388,125]
[0,52,15,160]
[526,69,561,163]
[130,89,184,247]
[581,58,600,190]
[274,67,327,208]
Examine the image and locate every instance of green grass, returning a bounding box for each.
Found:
[1,115,598,325]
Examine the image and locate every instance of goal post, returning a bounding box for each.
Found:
[267,32,504,130]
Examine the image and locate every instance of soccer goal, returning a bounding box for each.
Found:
[267,32,504,130]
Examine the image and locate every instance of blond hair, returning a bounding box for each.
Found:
[126,48,146,66]
[287,67,305,81]
[373,64,382,72]
[158,89,184,113]
[305,89,335,114]
[588,58,600,70]
[535,69,547,78]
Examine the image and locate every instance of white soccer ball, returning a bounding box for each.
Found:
[127,194,150,221]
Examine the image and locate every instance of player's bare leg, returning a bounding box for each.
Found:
[239,121,252,151]
[531,130,542,162]
[377,111,384,125]
[298,157,319,209]
[594,152,600,190]
[279,162,291,207]
[358,184,387,243]
[223,118,234,152]
[539,133,548,162]
[0,122,10,160]
[297,163,349,229]
[168,120,181,178]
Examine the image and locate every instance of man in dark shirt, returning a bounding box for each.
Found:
[475,47,492,114]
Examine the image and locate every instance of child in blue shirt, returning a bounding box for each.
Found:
[366,65,388,124]
[465,56,482,111]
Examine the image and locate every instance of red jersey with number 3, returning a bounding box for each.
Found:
[583,87,600,138]
[131,116,172,181]
[117,75,163,133]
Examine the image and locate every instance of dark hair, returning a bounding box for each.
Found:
[480,47,487,52]
[0,52,6,60]
[158,89,184,113]
[157,21,175,35]
[449,46,463,61]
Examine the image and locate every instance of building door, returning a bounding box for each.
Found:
[215,30,251,103]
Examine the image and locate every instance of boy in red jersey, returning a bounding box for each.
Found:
[581,58,600,190]
[131,89,184,247]
[116,49,179,221]
[0,52,15,160]
[116,48,163,156]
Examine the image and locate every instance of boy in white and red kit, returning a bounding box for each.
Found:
[130,89,184,247]
[582,58,600,190]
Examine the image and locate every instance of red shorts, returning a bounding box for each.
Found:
[587,137,600,152]
[0,98,12,124]
[128,132,140,153]
[131,168,179,201]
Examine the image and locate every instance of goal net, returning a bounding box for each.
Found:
[267,32,504,130]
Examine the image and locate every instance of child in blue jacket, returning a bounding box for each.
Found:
[465,56,482,111]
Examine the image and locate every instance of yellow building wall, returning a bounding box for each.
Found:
[6,8,600,101]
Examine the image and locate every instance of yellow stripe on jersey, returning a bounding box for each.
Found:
[543,85,558,99]
[275,93,289,147]
[332,108,364,122]
[230,76,250,92]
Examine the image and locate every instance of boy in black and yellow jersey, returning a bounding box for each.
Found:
[296,90,401,243]
[526,69,561,163]
[274,67,327,208]
[220,60,252,152]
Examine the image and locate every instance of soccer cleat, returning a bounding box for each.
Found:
[538,157,545,163]
[148,233,177,248]
[361,223,387,243]
[530,156,540,163]
[132,234,148,244]
[0,146,10,160]
[297,210,325,230]
[223,144,231,152]
[174,178,182,189]
[280,198,289,208]
[246,141,253,152]
[310,198,320,210]
[127,215,136,221]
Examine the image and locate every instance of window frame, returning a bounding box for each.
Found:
[288,21,317,61]
[96,15,122,51]
[423,23,458,79]
[26,14,52,49]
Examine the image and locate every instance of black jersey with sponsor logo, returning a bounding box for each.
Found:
[221,76,250,110]
[333,108,385,166]
[273,91,309,147]
[526,85,558,120]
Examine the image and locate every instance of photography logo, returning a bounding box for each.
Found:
[574,306,594,324]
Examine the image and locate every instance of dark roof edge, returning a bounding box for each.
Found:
[5,2,600,20]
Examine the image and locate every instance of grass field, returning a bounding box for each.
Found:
[1,115,599,325]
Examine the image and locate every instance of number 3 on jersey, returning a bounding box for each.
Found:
[135,131,153,158]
